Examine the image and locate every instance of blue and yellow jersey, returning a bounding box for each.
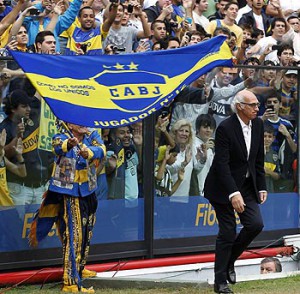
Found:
[0,25,11,48]
[0,158,14,206]
[49,130,106,196]
[65,24,108,55]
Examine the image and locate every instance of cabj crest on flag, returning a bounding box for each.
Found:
[11,36,233,128]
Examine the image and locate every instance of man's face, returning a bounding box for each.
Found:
[227,35,236,50]
[288,17,300,33]
[217,0,228,15]
[38,35,56,54]
[216,68,234,87]
[260,262,276,274]
[189,34,202,45]
[115,126,131,147]
[17,26,28,46]
[242,61,259,79]
[152,43,163,50]
[68,124,88,135]
[13,104,31,120]
[262,67,276,81]
[152,23,167,41]
[224,3,238,21]
[272,21,286,38]
[282,74,297,89]
[198,125,214,142]
[121,8,129,26]
[79,8,95,30]
[197,0,208,13]
[265,97,280,115]
[279,49,294,66]
[252,0,263,10]
[167,40,180,49]
[238,93,260,121]
[114,5,124,24]
[242,29,252,40]
[264,132,274,148]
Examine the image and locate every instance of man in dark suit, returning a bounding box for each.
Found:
[204,89,267,294]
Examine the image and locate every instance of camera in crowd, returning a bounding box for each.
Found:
[76,43,89,53]
[291,60,300,66]
[170,21,178,28]
[245,38,256,45]
[127,4,133,13]
[29,8,40,16]
[3,0,11,6]
[272,45,281,51]
[112,47,125,54]
[80,43,88,53]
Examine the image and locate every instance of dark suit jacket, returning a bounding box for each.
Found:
[204,114,266,204]
[238,11,271,36]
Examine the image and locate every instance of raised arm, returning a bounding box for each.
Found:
[102,2,119,33]
[5,137,27,177]
[135,1,151,39]
[0,0,26,35]
[10,6,36,38]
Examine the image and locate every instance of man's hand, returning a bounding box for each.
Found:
[67,137,78,148]
[278,124,290,137]
[178,167,185,181]
[261,107,275,121]
[259,191,267,204]
[161,4,173,18]
[164,145,171,161]
[53,0,63,15]
[107,153,117,170]
[132,0,142,17]
[196,144,207,163]
[79,147,89,159]
[264,167,272,176]
[155,115,169,133]
[231,193,246,213]
[14,137,24,155]
[185,144,192,164]
[0,129,6,157]
[132,127,143,146]
[6,39,18,51]
[16,121,25,138]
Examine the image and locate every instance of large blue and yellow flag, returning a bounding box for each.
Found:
[11,36,232,128]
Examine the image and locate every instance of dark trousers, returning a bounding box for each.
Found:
[211,178,264,284]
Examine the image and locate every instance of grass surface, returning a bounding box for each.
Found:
[1,275,300,293]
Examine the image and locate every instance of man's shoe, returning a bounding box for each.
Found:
[214,283,234,294]
[62,285,95,293]
[227,264,236,284]
[80,287,95,293]
[82,268,97,278]
[62,285,79,293]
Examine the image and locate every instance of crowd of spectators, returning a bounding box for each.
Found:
[0,0,298,206]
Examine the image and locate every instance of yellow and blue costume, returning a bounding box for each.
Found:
[29,130,105,291]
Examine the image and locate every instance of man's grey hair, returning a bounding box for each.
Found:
[260,257,282,272]
[231,94,245,113]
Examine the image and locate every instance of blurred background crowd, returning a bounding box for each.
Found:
[0,0,298,207]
